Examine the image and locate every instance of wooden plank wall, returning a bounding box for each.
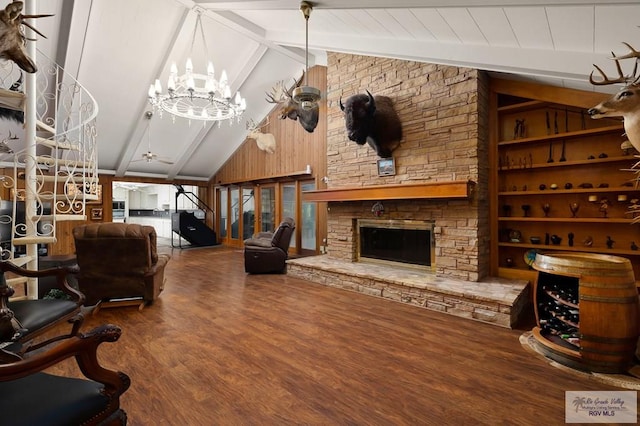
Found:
[211,65,329,250]
[211,65,328,185]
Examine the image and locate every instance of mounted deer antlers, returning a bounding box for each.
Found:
[0,1,53,73]
[588,41,640,153]
[589,43,640,86]
[246,118,276,154]
[265,72,319,133]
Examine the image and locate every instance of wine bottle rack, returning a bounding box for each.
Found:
[535,271,580,351]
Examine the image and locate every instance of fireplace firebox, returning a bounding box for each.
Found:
[357,219,435,270]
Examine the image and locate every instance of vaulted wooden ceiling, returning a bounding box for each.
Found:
[3,0,639,181]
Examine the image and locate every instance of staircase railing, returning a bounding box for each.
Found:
[0,50,98,292]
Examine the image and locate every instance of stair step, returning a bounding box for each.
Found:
[6,256,36,267]
[36,120,55,135]
[39,193,99,201]
[13,236,56,245]
[35,136,79,151]
[36,214,87,222]
[35,175,59,183]
[6,276,27,288]
[8,295,29,302]
[34,156,94,168]
[35,175,84,183]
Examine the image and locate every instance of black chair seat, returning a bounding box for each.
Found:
[8,299,78,334]
[0,372,111,426]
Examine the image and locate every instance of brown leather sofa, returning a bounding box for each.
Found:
[73,223,170,311]
[244,218,295,274]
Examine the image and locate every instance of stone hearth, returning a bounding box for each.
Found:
[287,256,530,329]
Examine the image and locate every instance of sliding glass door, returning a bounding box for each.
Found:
[218,188,227,239]
[281,183,296,249]
[241,186,255,240]
[217,179,319,254]
[301,180,316,254]
[259,185,276,233]
[230,187,240,241]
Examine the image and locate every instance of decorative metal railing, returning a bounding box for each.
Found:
[0,49,98,263]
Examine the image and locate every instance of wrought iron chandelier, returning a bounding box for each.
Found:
[147,8,246,123]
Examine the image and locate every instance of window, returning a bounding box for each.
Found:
[218,188,227,238]
[260,186,276,233]
[242,186,255,240]
[230,187,239,240]
[281,183,296,249]
[301,181,316,251]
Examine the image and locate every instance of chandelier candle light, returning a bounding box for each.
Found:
[148,8,246,124]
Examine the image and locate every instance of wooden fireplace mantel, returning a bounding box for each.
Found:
[302,180,475,202]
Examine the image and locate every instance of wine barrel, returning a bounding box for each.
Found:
[533,252,639,373]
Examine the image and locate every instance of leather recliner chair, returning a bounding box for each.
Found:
[73,223,170,312]
[244,218,295,274]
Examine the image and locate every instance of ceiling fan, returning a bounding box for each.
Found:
[132,111,174,165]
[291,1,321,110]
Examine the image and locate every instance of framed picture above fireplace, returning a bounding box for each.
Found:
[377,157,395,176]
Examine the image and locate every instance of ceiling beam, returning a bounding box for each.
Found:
[268,30,612,86]
[194,0,640,10]
[174,0,308,65]
[114,8,191,177]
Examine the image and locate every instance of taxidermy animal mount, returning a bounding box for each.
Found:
[588,42,640,153]
[0,1,53,73]
[265,73,319,133]
[246,118,276,154]
[340,90,402,158]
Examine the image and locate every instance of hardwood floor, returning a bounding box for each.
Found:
[45,246,625,425]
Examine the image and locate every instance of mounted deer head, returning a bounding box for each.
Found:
[246,118,276,154]
[0,1,53,73]
[588,42,640,153]
[265,73,319,133]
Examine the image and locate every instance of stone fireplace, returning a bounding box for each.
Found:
[356,219,435,270]
[287,53,530,328]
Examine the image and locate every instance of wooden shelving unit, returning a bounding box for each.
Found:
[490,80,640,280]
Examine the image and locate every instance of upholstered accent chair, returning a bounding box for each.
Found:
[0,260,85,352]
[0,324,131,425]
[73,223,170,312]
[244,217,295,274]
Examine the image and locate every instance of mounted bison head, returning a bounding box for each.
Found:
[340,91,402,158]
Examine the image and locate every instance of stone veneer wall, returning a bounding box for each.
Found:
[325,53,490,281]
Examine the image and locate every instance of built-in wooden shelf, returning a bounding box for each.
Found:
[500,155,636,171]
[302,180,475,202]
[499,217,635,224]
[497,125,623,147]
